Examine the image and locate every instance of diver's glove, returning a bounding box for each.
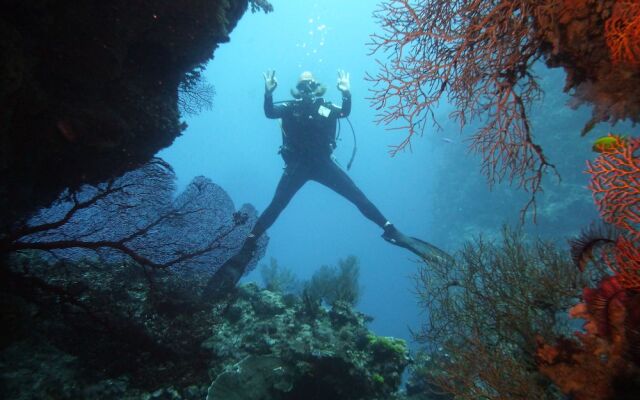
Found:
[263,70,278,94]
[337,69,350,93]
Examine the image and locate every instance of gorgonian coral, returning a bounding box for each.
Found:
[537,136,640,398]
[536,276,640,399]
[586,135,640,241]
[369,0,640,216]
[368,0,552,199]
[605,0,640,66]
[608,235,640,290]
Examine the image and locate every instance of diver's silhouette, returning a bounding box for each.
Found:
[205,70,450,297]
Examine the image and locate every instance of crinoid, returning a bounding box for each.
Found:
[569,222,619,271]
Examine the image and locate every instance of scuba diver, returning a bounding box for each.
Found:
[206,70,450,296]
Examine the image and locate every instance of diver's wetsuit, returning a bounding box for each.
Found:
[205,89,451,298]
[250,91,388,237]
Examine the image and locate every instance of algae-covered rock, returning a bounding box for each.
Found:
[0,255,218,398]
[1,258,409,399]
[206,355,293,400]
[204,283,411,399]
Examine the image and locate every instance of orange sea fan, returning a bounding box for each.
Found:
[608,236,640,290]
[586,134,640,241]
[605,0,640,66]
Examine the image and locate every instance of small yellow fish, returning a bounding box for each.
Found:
[592,134,627,153]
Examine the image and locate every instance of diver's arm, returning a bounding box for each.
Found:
[263,69,286,119]
[264,92,287,119]
[336,69,351,118]
[338,90,351,118]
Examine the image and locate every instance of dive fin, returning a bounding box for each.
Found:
[383,230,454,266]
[405,236,454,266]
[202,241,257,300]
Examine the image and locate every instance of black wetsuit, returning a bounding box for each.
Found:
[205,90,449,297]
[250,91,388,237]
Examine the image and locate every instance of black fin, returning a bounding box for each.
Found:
[383,231,454,266]
[406,236,455,266]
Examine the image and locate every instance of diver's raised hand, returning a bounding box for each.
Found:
[263,70,278,94]
[337,69,350,93]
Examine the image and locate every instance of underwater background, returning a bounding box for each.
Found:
[2,0,639,398]
[161,0,443,344]
[159,0,606,344]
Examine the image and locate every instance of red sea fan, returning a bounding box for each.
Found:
[583,135,640,288]
[608,236,640,291]
[605,0,640,66]
[586,135,640,241]
[536,278,640,399]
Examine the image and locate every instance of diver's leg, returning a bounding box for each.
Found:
[204,165,308,299]
[251,165,308,237]
[313,159,388,228]
[310,159,452,264]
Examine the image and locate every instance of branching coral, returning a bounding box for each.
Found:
[368,0,640,217]
[2,160,266,274]
[304,256,361,306]
[605,0,640,66]
[583,134,640,284]
[368,0,553,206]
[411,227,592,399]
[260,257,299,294]
[178,67,216,117]
[537,134,640,398]
[586,135,640,241]
[609,236,640,290]
[536,277,640,399]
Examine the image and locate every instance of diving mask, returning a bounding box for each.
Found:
[296,79,319,94]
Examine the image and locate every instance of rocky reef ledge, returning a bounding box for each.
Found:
[0,0,271,232]
[204,284,410,400]
[0,257,410,399]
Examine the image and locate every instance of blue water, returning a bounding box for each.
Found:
[159,0,627,345]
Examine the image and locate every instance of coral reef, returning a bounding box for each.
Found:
[368,0,640,215]
[586,135,640,241]
[304,255,362,306]
[260,258,300,294]
[205,283,410,399]
[540,0,640,128]
[609,235,640,290]
[410,227,600,399]
[535,133,640,399]
[582,134,640,289]
[1,255,222,397]
[0,0,271,234]
[2,160,266,273]
[0,255,410,399]
[536,276,640,399]
[605,0,640,67]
